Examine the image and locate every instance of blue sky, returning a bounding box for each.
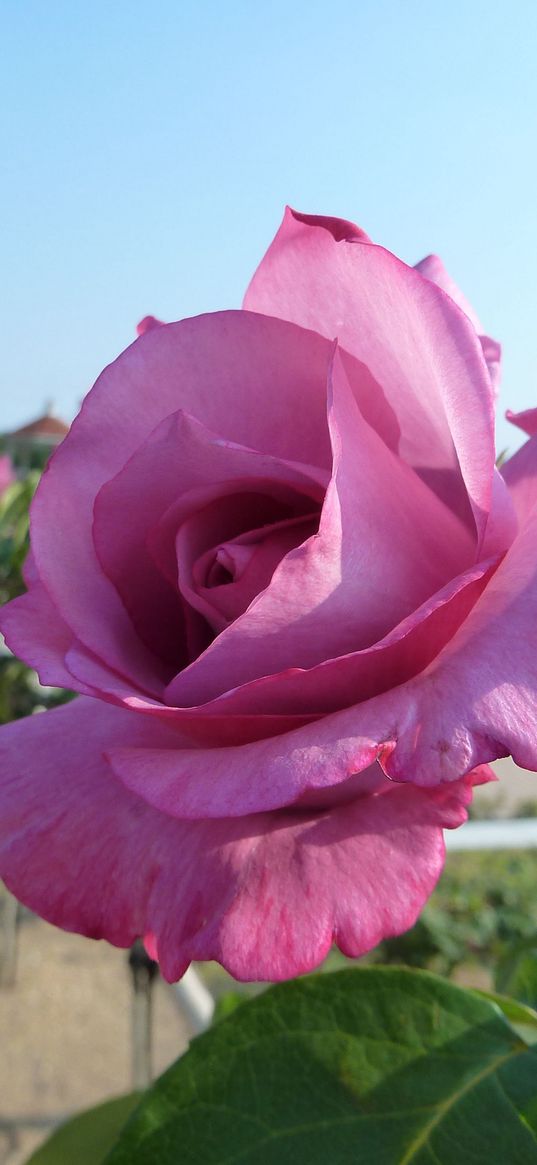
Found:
[1,0,536,453]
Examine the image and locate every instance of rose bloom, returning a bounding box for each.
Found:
[0,210,530,982]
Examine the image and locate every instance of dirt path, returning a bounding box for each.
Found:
[0,915,189,1165]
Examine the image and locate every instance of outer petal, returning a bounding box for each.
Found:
[136,315,164,335]
[414,253,501,396]
[244,209,495,544]
[166,348,476,707]
[1,583,77,689]
[313,503,537,784]
[7,313,334,696]
[502,434,537,526]
[507,406,537,437]
[108,714,382,819]
[0,698,482,982]
[414,254,484,335]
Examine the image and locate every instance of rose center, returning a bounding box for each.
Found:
[174,487,322,639]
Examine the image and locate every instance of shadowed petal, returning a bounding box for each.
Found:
[93,408,323,666]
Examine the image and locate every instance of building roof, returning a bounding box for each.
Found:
[5,412,70,443]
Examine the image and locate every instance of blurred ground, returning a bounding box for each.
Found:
[0,757,535,1165]
[0,918,189,1165]
[473,757,537,816]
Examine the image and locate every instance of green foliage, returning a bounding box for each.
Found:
[475,989,537,1047]
[497,940,537,1011]
[513,800,537,820]
[0,473,39,605]
[103,968,537,1164]
[24,1093,140,1164]
[211,989,245,1024]
[374,849,537,978]
[0,472,73,723]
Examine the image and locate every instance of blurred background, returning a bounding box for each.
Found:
[1,2,536,1162]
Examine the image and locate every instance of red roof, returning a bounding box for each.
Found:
[7,413,69,441]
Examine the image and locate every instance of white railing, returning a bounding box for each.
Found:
[171,965,215,1032]
[445,817,537,851]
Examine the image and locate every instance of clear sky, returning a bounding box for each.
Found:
[1,0,536,453]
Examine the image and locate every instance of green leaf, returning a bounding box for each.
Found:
[474,987,537,1046]
[25,1093,140,1165]
[104,968,537,1164]
[211,989,245,1024]
[497,939,537,1010]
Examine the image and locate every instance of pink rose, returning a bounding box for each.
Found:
[0,455,15,496]
[0,209,527,982]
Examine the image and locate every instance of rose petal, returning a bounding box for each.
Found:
[414,253,501,396]
[181,509,318,632]
[245,208,495,544]
[481,467,518,557]
[114,502,537,802]
[109,562,496,819]
[93,405,325,669]
[9,313,335,697]
[191,556,497,719]
[166,347,476,707]
[0,578,82,692]
[502,433,537,526]
[0,697,486,982]
[506,406,537,437]
[322,501,537,784]
[72,546,495,722]
[136,315,164,336]
[414,254,484,335]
